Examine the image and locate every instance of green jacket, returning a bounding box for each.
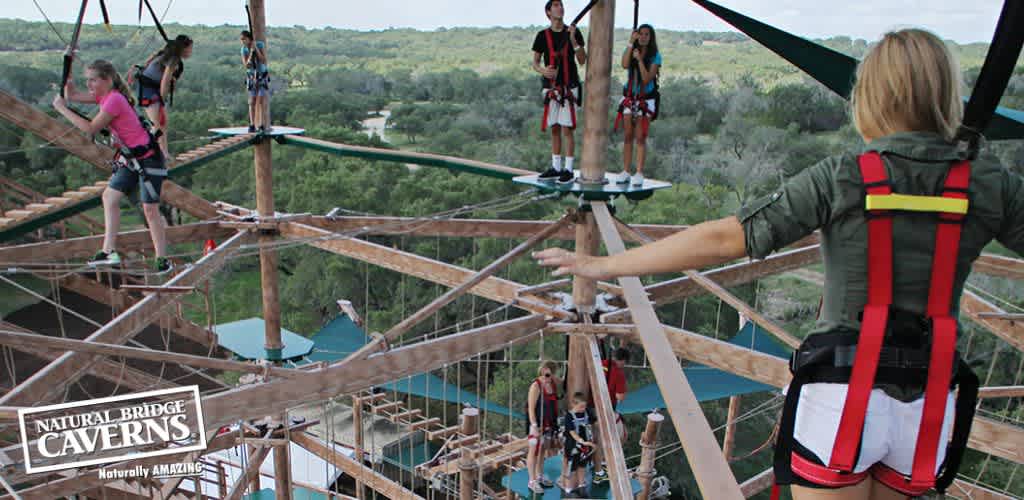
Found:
[738,131,1024,337]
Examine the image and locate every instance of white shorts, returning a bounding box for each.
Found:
[618,96,656,116]
[791,383,956,476]
[542,87,579,129]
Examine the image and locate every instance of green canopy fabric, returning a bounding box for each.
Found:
[617,322,790,414]
[692,0,1024,140]
[302,315,525,419]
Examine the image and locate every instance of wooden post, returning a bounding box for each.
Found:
[249,2,287,496]
[461,406,480,436]
[274,412,293,500]
[353,397,365,500]
[459,407,480,500]
[569,0,615,401]
[247,444,262,494]
[637,412,664,500]
[722,396,741,461]
[217,460,227,497]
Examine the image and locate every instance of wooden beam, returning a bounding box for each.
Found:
[224,445,271,500]
[198,314,547,431]
[602,245,822,323]
[591,202,744,498]
[305,215,685,243]
[0,328,301,379]
[722,396,741,460]
[291,432,423,500]
[635,412,664,500]
[969,416,1024,465]
[118,285,196,294]
[0,231,248,406]
[384,213,573,341]
[59,274,217,347]
[0,321,176,397]
[948,479,1018,500]
[281,222,573,320]
[0,222,231,264]
[584,336,632,500]
[612,217,801,348]
[962,290,1024,353]
[978,385,1024,399]
[739,468,774,498]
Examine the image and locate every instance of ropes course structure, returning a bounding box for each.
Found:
[0,0,1022,499]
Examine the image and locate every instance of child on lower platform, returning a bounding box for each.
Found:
[562,392,596,497]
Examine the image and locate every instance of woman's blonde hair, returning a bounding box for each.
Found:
[87,60,135,107]
[851,29,962,142]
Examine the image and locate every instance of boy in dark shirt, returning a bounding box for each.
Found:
[531,0,587,184]
[562,392,595,496]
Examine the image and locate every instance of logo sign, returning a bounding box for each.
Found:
[18,386,206,474]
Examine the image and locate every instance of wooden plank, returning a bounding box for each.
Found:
[0,329,301,379]
[591,201,744,498]
[369,401,402,414]
[384,213,573,341]
[24,204,53,211]
[292,432,423,500]
[198,314,548,432]
[0,231,249,406]
[0,221,232,264]
[612,217,801,348]
[4,210,34,220]
[962,290,1024,353]
[426,425,462,441]
[585,336,632,500]
[63,191,92,199]
[281,222,573,320]
[389,408,422,423]
[43,197,71,205]
[517,279,572,296]
[410,417,441,431]
[118,285,196,293]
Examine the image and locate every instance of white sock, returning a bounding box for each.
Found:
[552,155,562,171]
[565,156,574,172]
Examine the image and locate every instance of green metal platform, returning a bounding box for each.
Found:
[215,317,314,362]
[210,125,306,137]
[513,173,671,201]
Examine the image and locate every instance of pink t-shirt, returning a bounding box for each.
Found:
[96,91,150,149]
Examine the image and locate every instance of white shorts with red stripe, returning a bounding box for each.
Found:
[791,383,955,481]
[617,96,657,116]
[542,88,579,129]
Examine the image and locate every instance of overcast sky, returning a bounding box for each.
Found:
[3,0,1006,44]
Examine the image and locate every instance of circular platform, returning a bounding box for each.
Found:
[513,172,672,201]
[209,125,306,137]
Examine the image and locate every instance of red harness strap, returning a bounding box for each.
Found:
[826,152,970,492]
[613,58,652,137]
[540,29,577,132]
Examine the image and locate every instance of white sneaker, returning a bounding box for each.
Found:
[631,173,645,186]
[529,480,545,494]
[614,171,631,184]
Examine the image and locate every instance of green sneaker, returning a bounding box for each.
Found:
[89,250,121,266]
[154,257,173,274]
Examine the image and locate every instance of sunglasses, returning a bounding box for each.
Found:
[542,373,552,378]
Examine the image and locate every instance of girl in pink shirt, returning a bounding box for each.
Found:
[53,59,171,272]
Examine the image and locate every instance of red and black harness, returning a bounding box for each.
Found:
[540,28,578,132]
[613,55,659,139]
[772,152,979,497]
